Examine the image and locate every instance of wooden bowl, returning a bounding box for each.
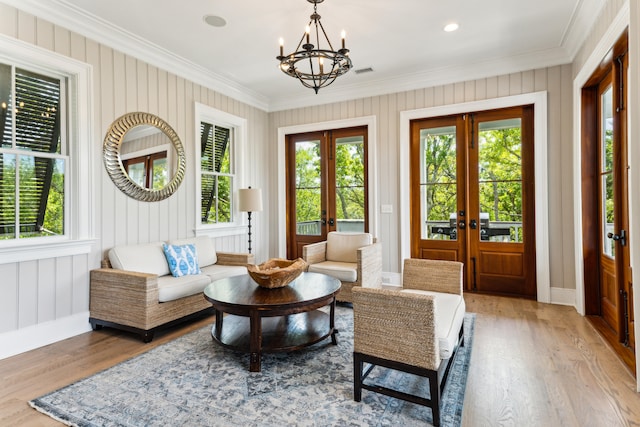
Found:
[247,258,307,289]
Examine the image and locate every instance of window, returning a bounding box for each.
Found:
[200,123,233,224]
[195,103,247,233]
[0,36,93,263]
[0,63,67,240]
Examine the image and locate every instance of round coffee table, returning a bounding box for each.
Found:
[203,272,341,372]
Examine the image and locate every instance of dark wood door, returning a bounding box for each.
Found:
[410,105,537,298]
[286,127,368,259]
[583,30,634,372]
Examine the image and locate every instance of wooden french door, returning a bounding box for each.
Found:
[583,30,634,372]
[285,126,368,259]
[410,106,537,298]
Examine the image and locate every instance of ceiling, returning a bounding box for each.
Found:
[9,0,605,111]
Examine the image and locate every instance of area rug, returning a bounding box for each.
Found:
[30,307,475,427]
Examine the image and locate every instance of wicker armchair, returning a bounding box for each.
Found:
[302,232,382,303]
[352,258,466,427]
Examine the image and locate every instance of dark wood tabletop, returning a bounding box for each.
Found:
[203,272,341,372]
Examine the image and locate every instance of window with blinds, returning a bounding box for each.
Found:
[200,122,233,225]
[0,63,67,240]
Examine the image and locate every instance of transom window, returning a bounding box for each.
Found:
[0,63,67,240]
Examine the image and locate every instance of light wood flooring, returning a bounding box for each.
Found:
[1,293,639,426]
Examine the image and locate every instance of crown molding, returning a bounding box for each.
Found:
[1,0,270,111]
[560,0,609,59]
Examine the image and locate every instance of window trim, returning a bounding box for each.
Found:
[0,34,95,264]
[194,102,247,237]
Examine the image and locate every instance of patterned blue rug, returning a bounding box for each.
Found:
[30,307,475,426]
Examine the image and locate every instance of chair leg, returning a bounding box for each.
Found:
[353,352,363,401]
[429,370,441,427]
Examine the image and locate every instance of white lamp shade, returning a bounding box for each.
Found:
[238,188,263,212]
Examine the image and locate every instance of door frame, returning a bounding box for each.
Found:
[276,116,378,258]
[400,92,551,303]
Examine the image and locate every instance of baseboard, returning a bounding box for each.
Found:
[0,311,92,360]
[550,287,576,307]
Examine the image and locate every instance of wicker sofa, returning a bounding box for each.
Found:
[89,236,254,342]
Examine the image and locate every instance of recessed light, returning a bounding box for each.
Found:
[204,15,227,28]
[444,23,459,32]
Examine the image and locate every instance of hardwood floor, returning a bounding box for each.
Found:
[1,294,639,426]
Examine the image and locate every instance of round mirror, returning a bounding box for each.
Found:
[103,112,186,202]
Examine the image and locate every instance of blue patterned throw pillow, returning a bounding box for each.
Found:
[162,243,201,277]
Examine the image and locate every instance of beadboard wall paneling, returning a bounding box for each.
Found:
[269,65,575,290]
[0,5,269,344]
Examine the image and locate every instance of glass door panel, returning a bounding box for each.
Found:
[600,86,615,258]
[420,125,458,241]
[477,118,523,243]
[295,139,322,236]
[334,135,365,232]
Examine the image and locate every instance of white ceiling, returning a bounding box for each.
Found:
[8,0,605,111]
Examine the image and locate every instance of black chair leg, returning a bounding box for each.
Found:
[353,352,363,401]
[429,370,441,427]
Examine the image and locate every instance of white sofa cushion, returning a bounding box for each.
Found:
[400,289,466,359]
[200,264,247,282]
[157,274,211,302]
[308,261,358,282]
[108,241,170,277]
[169,236,217,267]
[326,232,372,263]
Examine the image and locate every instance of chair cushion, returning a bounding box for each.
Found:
[308,261,358,282]
[169,236,217,267]
[162,243,202,277]
[400,289,466,359]
[157,274,211,302]
[200,264,247,282]
[108,241,170,276]
[326,232,373,263]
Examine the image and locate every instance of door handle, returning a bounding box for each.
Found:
[607,230,627,246]
[328,218,335,226]
[469,219,477,229]
[458,220,465,229]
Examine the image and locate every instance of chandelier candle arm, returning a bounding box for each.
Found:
[276,0,353,94]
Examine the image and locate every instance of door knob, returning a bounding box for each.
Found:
[469,219,477,229]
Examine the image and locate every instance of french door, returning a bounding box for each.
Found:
[285,126,368,259]
[410,106,537,298]
[582,30,634,372]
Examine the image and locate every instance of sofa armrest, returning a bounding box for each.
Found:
[90,268,160,326]
[302,241,327,265]
[216,252,255,266]
[352,286,440,370]
[357,242,382,288]
[402,258,463,295]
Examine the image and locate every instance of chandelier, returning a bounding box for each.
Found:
[277,0,353,93]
